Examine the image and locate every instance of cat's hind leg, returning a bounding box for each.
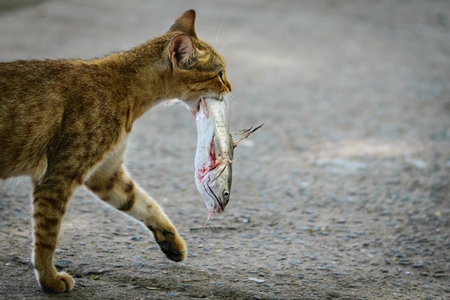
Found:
[32,176,77,292]
[85,164,187,262]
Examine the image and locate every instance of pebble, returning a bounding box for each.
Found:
[398,259,411,265]
[412,261,424,268]
[111,263,123,268]
[82,269,110,275]
[240,234,255,239]
[11,256,29,265]
[317,265,335,270]
[432,271,448,278]
[288,259,301,266]
[406,158,427,169]
[248,277,265,283]
[54,260,70,268]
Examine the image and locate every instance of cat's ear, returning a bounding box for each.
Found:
[169,9,197,38]
[169,34,196,69]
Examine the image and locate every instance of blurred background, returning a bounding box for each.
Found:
[1,1,449,299]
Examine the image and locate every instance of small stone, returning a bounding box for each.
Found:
[82,269,110,275]
[248,277,265,283]
[12,256,29,265]
[54,260,70,268]
[380,269,389,273]
[432,271,448,278]
[288,259,301,266]
[412,261,424,268]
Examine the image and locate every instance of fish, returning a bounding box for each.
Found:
[194,97,262,223]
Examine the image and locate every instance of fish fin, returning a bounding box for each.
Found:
[231,123,264,147]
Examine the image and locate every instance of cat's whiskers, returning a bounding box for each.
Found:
[214,17,228,49]
[178,84,200,103]
[219,39,237,56]
[225,93,238,106]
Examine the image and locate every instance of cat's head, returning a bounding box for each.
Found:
[166,10,232,112]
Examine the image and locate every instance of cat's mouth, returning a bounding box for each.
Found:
[191,96,221,114]
[191,98,202,114]
[166,96,219,116]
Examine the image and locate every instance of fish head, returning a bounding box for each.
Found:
[195,162,232,214]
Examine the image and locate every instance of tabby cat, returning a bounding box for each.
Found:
[0,9,231,292]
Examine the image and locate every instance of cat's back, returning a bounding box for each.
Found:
[0,59,96,179]
[0,59,79,108]
[0,57,130,180]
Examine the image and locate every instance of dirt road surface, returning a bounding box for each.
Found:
[1,1,449,299]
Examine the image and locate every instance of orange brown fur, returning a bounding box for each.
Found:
[0,9,231,292]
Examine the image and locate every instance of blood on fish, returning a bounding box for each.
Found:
[196,133,221,182]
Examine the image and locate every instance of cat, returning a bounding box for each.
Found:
[0,9,231,292]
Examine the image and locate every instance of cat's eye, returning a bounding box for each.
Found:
[218,70,224,80]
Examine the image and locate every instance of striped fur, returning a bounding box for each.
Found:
[0,10,231,292]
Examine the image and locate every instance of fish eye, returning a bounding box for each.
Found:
[223,189,230,199]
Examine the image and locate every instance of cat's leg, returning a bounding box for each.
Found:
[32,176,77,292]
[85,163,187,262]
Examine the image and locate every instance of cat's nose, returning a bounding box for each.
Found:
[226,81,232,92]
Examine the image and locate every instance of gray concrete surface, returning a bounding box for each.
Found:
[1,1,449,299]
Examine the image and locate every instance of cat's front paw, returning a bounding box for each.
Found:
[40,271,75,293]
[148,226,187,262]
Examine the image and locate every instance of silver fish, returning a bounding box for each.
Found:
[194,97,262,222]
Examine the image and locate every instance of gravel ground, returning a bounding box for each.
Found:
[1,1,449,299]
